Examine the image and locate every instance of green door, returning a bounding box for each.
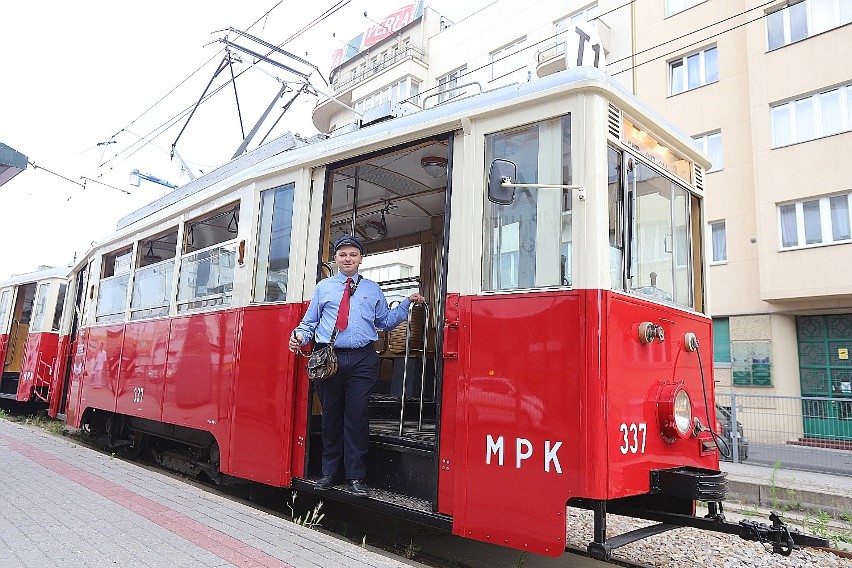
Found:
[797,315,852,442]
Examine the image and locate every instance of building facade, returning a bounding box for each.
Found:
[312,0,852,441]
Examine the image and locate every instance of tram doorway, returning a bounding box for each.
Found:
[1,283,36,397]
[307,135,451,507]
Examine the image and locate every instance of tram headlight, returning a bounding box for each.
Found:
[658,383,693,442]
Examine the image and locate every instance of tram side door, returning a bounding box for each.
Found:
[304,136,451,502]
[1,284,36,387]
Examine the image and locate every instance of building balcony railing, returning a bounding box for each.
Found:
[331,44,428,93]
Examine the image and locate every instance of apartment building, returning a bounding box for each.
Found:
[312,0,852,441]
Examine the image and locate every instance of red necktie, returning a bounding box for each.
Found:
[336,277,352,331]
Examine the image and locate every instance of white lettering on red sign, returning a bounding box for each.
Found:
[486,435,563,473]
[362,5,415,48]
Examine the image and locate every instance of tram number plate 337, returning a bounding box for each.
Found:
[619,422,647,454]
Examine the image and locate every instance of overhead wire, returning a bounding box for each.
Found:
[98,0,351,170]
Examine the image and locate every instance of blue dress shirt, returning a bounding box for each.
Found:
[294,272,412,348]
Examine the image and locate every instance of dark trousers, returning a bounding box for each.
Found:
[315,346,379,480]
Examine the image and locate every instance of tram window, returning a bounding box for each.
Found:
[131,229,177,320]
[608,147,625,290]
[30,283,51,332]
[52,284,67,331]
[483,115,573,290]
[177,204,239,312]
[254,184,295,302]
[97,247,132,323]
[629,162,694,308]
[0,289,10,330]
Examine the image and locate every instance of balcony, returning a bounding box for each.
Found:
[330,43,428,94]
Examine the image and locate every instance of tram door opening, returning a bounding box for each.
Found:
[1,283,36,396]
[309,137,450,506]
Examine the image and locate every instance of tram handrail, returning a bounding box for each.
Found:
[398,302,430,437]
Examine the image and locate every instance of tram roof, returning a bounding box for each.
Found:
[0,265,70,288]
[117,68,709,232]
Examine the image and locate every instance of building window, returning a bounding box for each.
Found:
[666,0,706,17]
[778,192,852,249]
[712,317,731,364]
[555,4,600,41]
[710,221,727,263]
[670,46,718,95]
[771,82,852,147]
[490,38,527,83]
[437,66,467,103]
[732,340,772,386]
[766,0,852,52]
[692,130,723,171]
[354,77,421,114]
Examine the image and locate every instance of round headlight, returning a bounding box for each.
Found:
[657,383,694,442]
[673,389,692,436]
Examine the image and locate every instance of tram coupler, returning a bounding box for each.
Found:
[738,511,827,556]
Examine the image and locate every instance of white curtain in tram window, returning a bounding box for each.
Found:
[803,200,822,244]
[779,204,798,247]
[830,195,851,241]
[820,89,841,136]
[711,222,727,262]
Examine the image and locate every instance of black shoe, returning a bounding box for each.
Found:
[348,480,370,497]
[315,475,338,490]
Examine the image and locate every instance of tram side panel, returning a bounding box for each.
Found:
[162,311,237,466]
[48,333,73,417]
[451,290,587,557]
[604,292,717,498]
[228,304,304,486]
[16,331,59,402]
[436,292,461,516]
[80,325,123,412]
[116,320,170,420]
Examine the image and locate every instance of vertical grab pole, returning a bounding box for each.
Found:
[398,303,414,436]
[417,303,429,432]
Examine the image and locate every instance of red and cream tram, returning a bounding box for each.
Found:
[0,266,69,408]
[52,68,824,559]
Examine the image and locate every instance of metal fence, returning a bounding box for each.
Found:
[715,393,852,477]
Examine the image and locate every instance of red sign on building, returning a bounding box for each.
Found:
[362,4,415,48]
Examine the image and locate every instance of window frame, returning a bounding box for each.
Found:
[709,220,728,264]
[669,46,718,96]
[665,0,707,18]
[692,130,723,172]
[437,66,468,103]
[770,82,852,147]
[766,0,852,52]
[489,37,528,82]
[777,192,852,250]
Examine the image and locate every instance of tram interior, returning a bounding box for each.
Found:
[1,283,35,397]
[310,138,449,502]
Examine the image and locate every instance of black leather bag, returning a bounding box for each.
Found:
[307,343,338,382]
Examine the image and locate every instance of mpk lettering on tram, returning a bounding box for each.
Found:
[486,435,563,473]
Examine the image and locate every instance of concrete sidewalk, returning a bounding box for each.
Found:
[0,419,423,568]
[721,461,852,516]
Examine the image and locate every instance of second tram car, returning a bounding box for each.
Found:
[47,68,825,559]
[0,266,69,408]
